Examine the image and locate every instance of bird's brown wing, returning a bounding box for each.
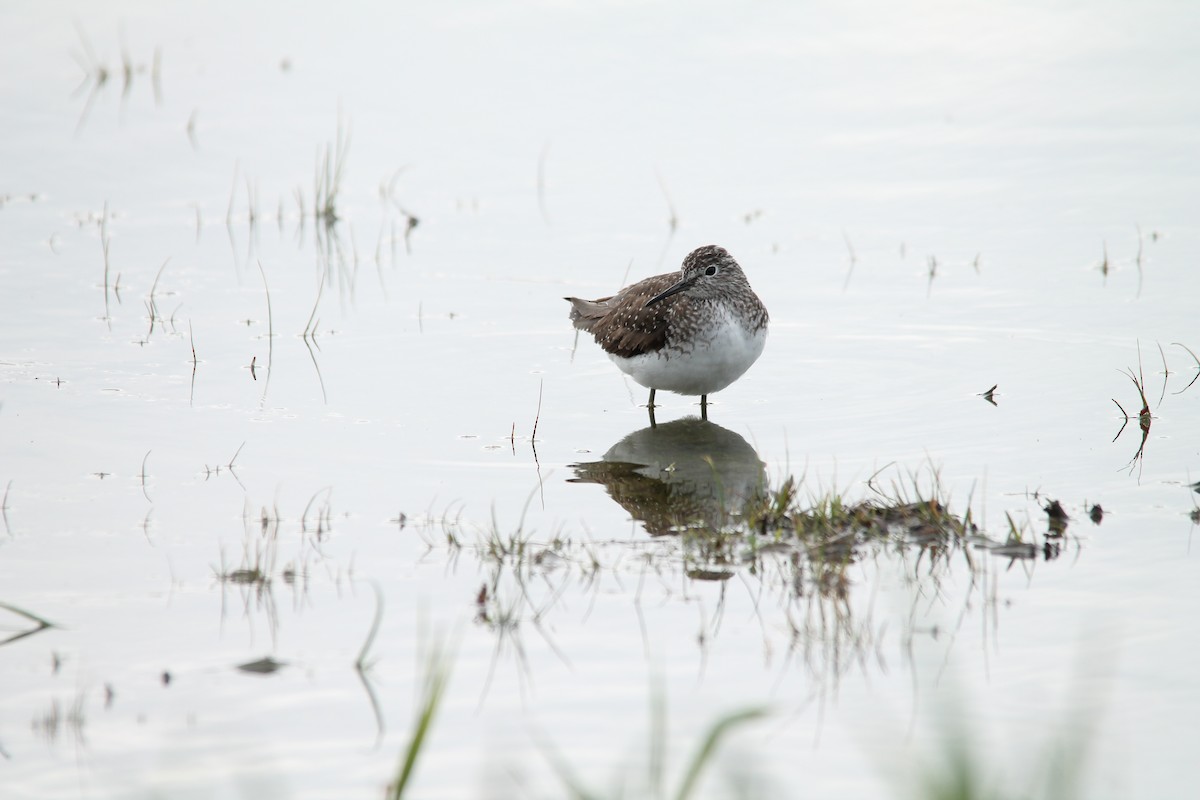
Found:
[565,273,678,359]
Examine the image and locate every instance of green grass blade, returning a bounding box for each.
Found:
[387,641,453,799]
[672,707,768,800]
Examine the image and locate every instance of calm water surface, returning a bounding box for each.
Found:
[2,2,1199,798]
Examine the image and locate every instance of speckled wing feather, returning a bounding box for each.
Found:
[566,273,679,359]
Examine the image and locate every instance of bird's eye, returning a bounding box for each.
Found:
[705,266,718,276]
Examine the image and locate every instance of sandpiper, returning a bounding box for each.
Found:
[566,245,768,421]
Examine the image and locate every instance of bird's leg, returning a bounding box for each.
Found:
[648,402,657,428]
[700,394,708,421]
[648,388,657,409]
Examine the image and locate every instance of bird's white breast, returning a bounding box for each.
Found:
[609,305,766,396]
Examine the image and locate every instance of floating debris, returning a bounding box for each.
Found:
[1044,499,1070,536]
[986,541,1038,559]
[237,657,286,675]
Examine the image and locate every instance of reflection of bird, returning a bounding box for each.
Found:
[566,245,768,420]
[569,418,764,537]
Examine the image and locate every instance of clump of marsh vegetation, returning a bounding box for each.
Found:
[314,115,351,228]
[388,460,1095,799]
[211,488,336,635]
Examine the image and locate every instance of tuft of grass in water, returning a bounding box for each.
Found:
[1110,342,1157,475]
[315,114,351,227]
[213,511,277,589]
[743,465,970,551]
[31,692,88,746]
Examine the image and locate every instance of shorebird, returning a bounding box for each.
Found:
[566,245,768,422]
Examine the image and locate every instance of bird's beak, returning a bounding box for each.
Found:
[645,276,693,307]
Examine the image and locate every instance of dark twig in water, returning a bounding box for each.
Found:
[301,267,328,402]
[227,441,245,469]
[146,257,170,339]
[1171,342,1200,394]
[2,480,12,536]
[139,450,152,503]
[1122,342,1152,424]
[980,384,998,406]
[1110,399,1130,443]
[531,379,544,444]
[355,668,386,750]
[1122,367,1151,428]
[532,380,545,508]
[353,586,388,748]
[1155,341,1169,408]
[302,333,328,404]
[100,201,111,327]
[0,601,57,647]
[1114,347,1152,475]
[301,487,333,535]
[256,260,274,399]
[226,441,246,491]
[188,318,198,406]
[1135,224,1144,298]
[302,270,325,341]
